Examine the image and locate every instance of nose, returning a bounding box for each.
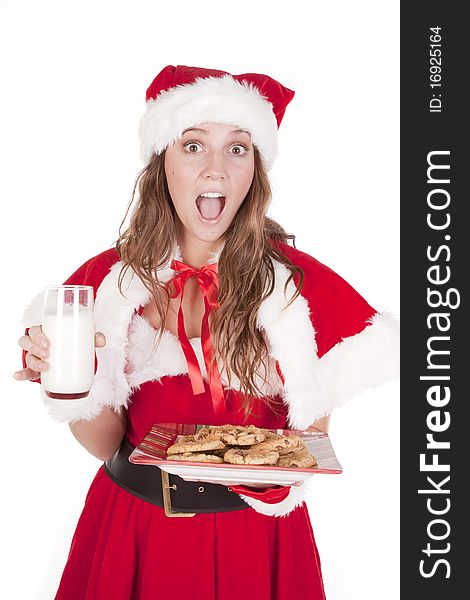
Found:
[201,151,227,180]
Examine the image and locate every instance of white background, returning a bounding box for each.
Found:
[1,1,399,598]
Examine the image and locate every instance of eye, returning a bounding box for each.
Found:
[230,144,249,156]
[183,141,203,153]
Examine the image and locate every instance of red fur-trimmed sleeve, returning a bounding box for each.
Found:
[300,259,378,358]
[20,247,124,423]
[266,241,400,427]
[20,248,119,386]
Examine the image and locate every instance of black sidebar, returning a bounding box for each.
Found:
[401,3,467,598]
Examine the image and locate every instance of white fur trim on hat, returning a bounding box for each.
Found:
[138,74,278,169]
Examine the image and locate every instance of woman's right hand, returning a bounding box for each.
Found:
[13,325,106,381]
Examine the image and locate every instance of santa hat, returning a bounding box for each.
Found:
[138,65,295,170]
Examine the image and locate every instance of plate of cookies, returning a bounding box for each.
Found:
[129,423,342,486]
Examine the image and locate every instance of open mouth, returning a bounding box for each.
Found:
[195,195,226,222]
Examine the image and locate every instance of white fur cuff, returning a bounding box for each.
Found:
[237,478,314,517]
[284,311,400,430]
[39,374,113,424]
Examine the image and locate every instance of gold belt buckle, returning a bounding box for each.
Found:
[161,470,197,517]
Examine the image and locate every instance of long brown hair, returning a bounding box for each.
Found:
[115,146,304,421]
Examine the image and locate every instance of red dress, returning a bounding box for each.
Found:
[20,240,399,599]
[53,371,326,599]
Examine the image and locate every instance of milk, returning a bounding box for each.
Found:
[41,309,95,398]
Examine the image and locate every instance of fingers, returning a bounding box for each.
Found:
[29,324,49,348]
[16,324,49,379]
[25,351,49,373]
[14,328,106,383]
[13,367,41,381]
[95,332,106,347]
[18,325,49,357]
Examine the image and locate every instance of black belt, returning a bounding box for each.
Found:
[104,437,248,517]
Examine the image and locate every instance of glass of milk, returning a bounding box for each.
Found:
[41,286,95,399]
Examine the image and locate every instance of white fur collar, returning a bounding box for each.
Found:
[22,242,399,429]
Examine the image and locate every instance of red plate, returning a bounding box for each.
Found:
[129,424,342,486]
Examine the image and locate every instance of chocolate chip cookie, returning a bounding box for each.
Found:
[224,447,280,465]
[277,451,317,468]
[167,452,224,463]
[253,434,302,453]
[166,438,226,455]
[218,424,267,446]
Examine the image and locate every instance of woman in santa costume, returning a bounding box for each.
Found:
[14,65,399,599]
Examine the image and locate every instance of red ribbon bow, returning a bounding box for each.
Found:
[165,259,226,414]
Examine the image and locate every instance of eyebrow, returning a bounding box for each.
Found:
[182,127,251,137]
